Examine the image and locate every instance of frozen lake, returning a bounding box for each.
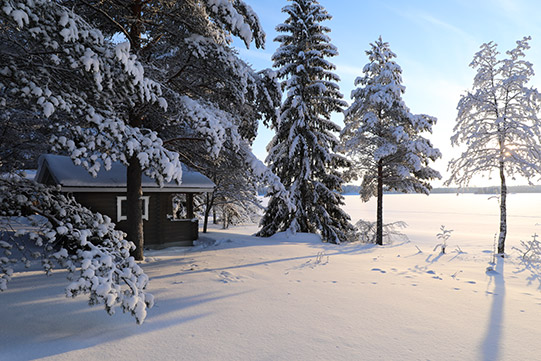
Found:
[342,193,541,253]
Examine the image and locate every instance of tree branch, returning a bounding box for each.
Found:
[79,0,132,46]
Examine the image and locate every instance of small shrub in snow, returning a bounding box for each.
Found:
[514,233,541,262]
[434,225,453,254]
[355,220,408,245]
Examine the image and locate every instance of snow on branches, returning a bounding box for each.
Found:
[341,36,442,199]
[203,0,265,49]
[258,0,354,244]
[177,93,289,204]
[447,37,541,187]
[341,37,441,245]
[446,36,541,254]
[1,0,183,183]
[1,0,165,115]
[0,176,153,324]
[51,117,183,186]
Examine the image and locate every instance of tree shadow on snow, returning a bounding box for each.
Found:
[0,268,241,360]
[145,240,379,282]
[479,257,505,361]
[512,258,541,291]
[191,230,381,255]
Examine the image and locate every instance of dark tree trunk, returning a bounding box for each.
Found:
[498,160,507,255]
[186,193,194,219]
[127,154,144,260]
[203,208,209,233]
[376,160,384,246]
[203,192,214,233]
[222,208,228,229]
[126,0,144,261]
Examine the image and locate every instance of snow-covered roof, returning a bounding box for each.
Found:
[35,154,215,193]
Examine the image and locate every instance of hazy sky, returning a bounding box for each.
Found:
[233,0,541,186]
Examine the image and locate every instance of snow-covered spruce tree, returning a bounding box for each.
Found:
[257,0,355,244]
[67,0,286,254]
[341,37,441,245]
[446,37,541,255]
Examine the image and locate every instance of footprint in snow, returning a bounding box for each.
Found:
[371,268,387,273]
[218,271,243,283]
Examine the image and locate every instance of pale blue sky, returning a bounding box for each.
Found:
[234,0,541,186]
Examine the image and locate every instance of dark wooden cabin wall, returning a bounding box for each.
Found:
[72,192,198,247]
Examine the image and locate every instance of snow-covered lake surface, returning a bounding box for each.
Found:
[345,193,541,252]
[2,193,541,360]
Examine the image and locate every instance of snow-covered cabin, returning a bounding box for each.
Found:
[35,154,215,247]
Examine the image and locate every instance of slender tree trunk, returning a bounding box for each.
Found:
[127,154,144,260]
[222,207,228,229]
[126,0,145,261]
[376,160,384,245]
[203,193,210,233]
[203,192,215,233]
[498,160,507,255]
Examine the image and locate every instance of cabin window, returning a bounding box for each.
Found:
[116,196,150,222]
[172,194,188,219]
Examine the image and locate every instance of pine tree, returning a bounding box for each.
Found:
[257,0,354,244]
[62,0,269,260]
[0,0,170,323]
[54,0,285,259]
[341,37,441,245]
[0,0,286,322]
[446,37,541,255]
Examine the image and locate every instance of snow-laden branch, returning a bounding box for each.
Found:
[203,0,265,49]
[342,36,442,201]
[1,0,183,186]
[51,115,183,186]
[0,176,153,324]
[446,36,541,188]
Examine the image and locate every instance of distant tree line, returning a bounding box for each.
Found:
[341,185,541,195]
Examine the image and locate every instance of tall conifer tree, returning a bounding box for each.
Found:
[341,37,441,245]
[258,0,354,243]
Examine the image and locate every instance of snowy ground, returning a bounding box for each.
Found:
[2,194,541,360]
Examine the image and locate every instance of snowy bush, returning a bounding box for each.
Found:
[514,233,541,262]
[0,176,153,324]
[355,220,408,245]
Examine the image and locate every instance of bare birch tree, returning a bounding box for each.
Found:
[446,37,541,255]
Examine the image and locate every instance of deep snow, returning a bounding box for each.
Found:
[2,194,541,360]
